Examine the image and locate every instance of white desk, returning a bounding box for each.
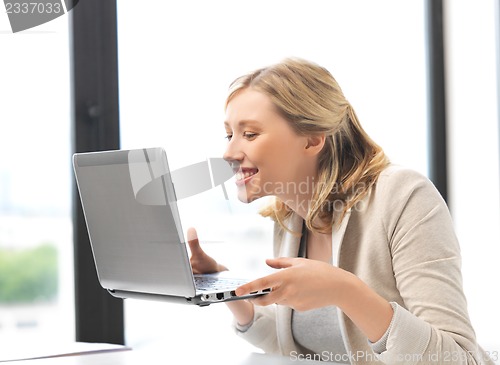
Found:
[2,349,341,365]
[1,343,341,365]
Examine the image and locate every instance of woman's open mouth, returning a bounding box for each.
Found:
[235,168,259,186]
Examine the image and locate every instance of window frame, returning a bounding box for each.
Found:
[70,0,124,344]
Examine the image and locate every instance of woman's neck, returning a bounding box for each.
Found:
[306,227,332,263]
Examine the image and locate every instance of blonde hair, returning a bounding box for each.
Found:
[226,58,389,234]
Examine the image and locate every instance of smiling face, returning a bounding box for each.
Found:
[223,88,321,209]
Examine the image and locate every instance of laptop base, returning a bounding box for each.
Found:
[108,288,269,307]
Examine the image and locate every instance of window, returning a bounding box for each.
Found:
[0,15,73,344]
[445,0,500,351]
[117,0,428,351]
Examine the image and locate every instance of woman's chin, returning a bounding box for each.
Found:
[237,190,262,204]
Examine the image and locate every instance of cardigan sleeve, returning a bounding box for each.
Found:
[231,222,282,353]
[232,304,280,354]
[376,167,492,364]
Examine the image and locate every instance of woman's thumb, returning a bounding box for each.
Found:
[187,227,203,254]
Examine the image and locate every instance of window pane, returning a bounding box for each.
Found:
[445,0,500,352]
[117,0,427,350]
[0,16,74,345]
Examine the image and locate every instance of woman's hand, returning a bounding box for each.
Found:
[236,256,394,342]
[235,257,354,311]
[187,227,227,274]
[188,227,254,326]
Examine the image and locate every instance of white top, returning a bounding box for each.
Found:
[291,225,349,362]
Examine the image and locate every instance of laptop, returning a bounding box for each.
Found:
[72,147,269,306]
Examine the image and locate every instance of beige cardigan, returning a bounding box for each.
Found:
[234,165,492,364]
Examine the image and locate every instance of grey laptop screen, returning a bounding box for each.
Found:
[73,148,195,297]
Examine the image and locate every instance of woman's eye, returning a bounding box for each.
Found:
[243,132,257,140]
[225,132,257,141]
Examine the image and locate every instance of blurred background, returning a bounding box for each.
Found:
[0,0,499,361]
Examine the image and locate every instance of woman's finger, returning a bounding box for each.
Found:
[265,257,297,269]
[235,273,279,297]
[187,227,203,255]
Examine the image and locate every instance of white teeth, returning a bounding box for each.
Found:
[236,170,257,181]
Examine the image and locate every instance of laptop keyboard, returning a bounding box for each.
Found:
[194,276,248,291]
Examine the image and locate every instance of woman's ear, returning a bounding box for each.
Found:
[304,134,326,156]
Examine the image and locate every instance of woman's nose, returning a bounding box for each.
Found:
[223,139,244,164]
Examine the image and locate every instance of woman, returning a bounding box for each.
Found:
[188,58,492,364]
